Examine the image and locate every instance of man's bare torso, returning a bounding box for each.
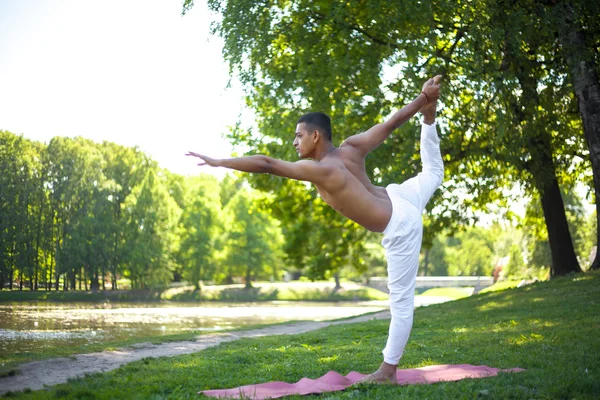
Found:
[313,144,393,233]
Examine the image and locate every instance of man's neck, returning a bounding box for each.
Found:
[314,144,336,161]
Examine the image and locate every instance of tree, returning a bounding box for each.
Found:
[552,0,600,269]
[44,137,110,290]
[503,244,526,280]
[183,0,597,277]
[122,169,182,289]
[419,235,449,276]
[0,132,42,289]
[444,227,495,276]
[223,189,284,287]
[100,142,151,289]
[523,186,595,273]
[177,174,223,290]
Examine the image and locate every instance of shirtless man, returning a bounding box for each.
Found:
[186,75,443,384]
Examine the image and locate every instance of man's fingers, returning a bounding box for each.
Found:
[433,75,443,84]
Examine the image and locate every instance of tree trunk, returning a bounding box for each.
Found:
[67,269,75,291]
[245,268,252,289]
[511,52,582,277]
[55,240,60,291]
[538,177,581,276]
[9,246,14,290]
[48,251,54,290]
[33,247,38,291]
[558,3,600,270]
[195,266,202,291]
[422,248,430,276]
[91,268,99,293]
[530,129,582,276]
[333,272,341,290]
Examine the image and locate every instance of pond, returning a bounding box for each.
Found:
[0,301,387,355]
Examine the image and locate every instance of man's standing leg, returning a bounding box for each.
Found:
[360,118,443,384]
[383,121,444,363]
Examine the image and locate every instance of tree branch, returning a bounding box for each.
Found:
[310,12,400,50]
[417,24,469,70]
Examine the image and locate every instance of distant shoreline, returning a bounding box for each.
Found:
[0,281,389,303]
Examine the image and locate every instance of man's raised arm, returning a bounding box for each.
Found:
[342,75,441,156]
[186,152,334,185]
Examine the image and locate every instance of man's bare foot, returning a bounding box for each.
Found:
[356,362,398,385]
[420,75,442,124]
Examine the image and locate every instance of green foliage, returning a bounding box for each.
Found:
[0,131,45,289]
[222,189,284,286]
[0,130,289,292]
[419,235,449,276]
[176,174,223,289]
[444,227,495,276]
[184,0,600,277]
[503,244,527,280]
[522,186,595,273]
[122,169,182,289]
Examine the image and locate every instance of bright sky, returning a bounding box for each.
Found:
[0,0,246,177]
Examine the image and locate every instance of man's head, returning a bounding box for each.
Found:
[294,112,332,158]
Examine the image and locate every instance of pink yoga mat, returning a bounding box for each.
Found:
[200,364,525,399]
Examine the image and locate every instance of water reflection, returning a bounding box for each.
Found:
[0,302,386,355]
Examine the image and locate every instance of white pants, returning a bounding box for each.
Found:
[380,122,444,365]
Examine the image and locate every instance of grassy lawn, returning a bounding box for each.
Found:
[0,320,310,378]
[418,287,474,299]
[163,282,389,302]
[478,280,524,294]
[2,271,599,399]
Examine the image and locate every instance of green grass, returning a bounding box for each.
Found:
[0,319,308,377]
[163,282,389,302]
[3,271,599,399]
[478,280,524,294]
[419,287,474,299]
[0,281,388,303]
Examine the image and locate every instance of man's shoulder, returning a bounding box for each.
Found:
[335,144,366,163]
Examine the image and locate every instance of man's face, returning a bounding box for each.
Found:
[293,123,315,159]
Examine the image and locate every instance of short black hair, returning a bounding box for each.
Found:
[297,112,332,142]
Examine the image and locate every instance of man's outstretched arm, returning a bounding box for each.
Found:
[342,75,441,156]
[186,152,334,185]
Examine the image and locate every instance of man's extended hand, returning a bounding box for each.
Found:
[185,151,222,167]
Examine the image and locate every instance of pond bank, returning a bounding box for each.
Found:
[0,310,391,395]
[0,282,388,303]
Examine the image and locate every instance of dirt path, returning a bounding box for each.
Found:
[0,310,391,395]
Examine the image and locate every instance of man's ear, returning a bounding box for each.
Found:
[312,130,321,143]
